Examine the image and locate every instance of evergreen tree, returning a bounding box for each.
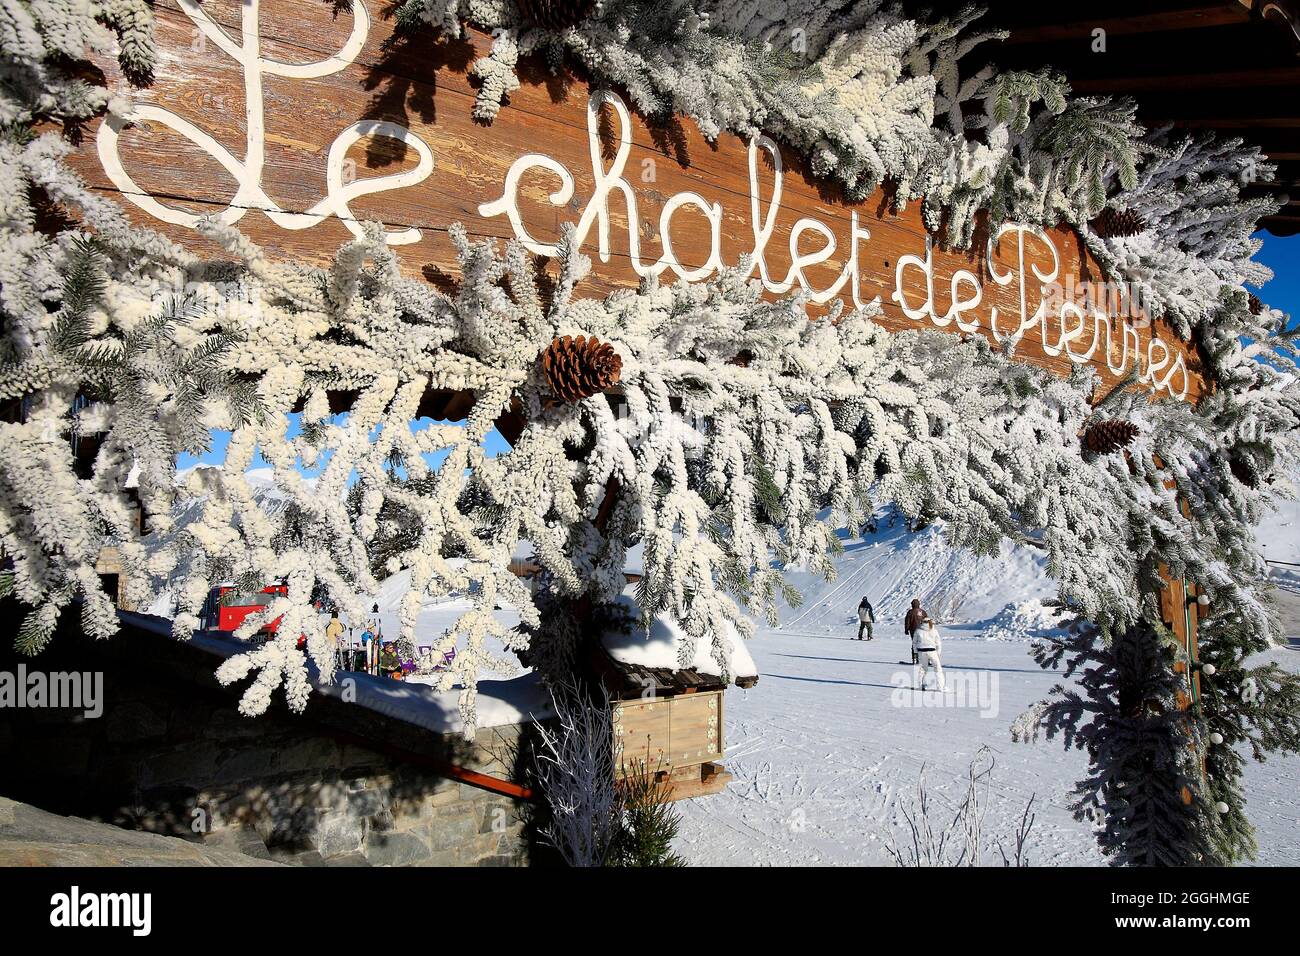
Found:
[611,763,687,867]
[1017,619,1217,866]
[1197,603,1300,862]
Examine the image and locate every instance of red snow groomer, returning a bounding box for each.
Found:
[202,584,288,637]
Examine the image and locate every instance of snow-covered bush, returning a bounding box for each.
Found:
[532,677,622,866]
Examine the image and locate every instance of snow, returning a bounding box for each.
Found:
[1258,496,1300,596]
[668,505,1300,866]
[308,669,551,737]
[976,599,1066,643]
[1253,497,1300,644]
[600,592,758,678]
[673,623,1300,865]
[774,509,1059,639]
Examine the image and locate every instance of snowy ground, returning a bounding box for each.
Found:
[675,628,1103,866]
[673,505,1300,867]
[674,626,1300,866]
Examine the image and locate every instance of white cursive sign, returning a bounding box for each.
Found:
[477,89,1189,400]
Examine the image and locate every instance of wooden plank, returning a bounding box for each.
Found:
[612,698,670,771]
[668,692,723,764]
[63,0,1205,403]
[1071,66,1300,93]
[662,763,732,801]
[1001,5,1246,44]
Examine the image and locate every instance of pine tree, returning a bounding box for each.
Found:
[1196,598,1300,862]
[1016,619,1217,866]
[610,762,687,867]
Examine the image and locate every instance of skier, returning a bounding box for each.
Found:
[912,617,945,691]
[904,598,926,665]
[856,595,875,640]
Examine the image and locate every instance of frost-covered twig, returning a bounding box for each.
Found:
[886,747,1034,867]
[532,676,622,867]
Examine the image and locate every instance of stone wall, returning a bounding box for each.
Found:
[0,796,282,866]
[0,614,548,867]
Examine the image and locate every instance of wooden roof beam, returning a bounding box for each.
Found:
[1261,215,1300,235]
[1001,4,1248,44]
[1162,117,1300,128]
[1071,65,1300,93]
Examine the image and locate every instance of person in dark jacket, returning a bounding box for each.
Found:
[904,598,926,665]
[856,596,875,640]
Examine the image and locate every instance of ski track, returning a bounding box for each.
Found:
[562,505,1293,864]
[776,520,1036,636]
[693,505,1300,867]
[674,629,1300,866]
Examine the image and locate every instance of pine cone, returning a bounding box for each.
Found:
[516,0,597,30]
[1092,207,1147,238]
[1248,293,1265,316]
[542,334,622,403]
[1083,418,1140,455]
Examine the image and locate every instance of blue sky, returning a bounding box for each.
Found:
[177,414,512,478]
[1252,232,1300,321]
[180,231,1298,476]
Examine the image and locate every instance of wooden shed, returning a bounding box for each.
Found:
[589,641,758,801]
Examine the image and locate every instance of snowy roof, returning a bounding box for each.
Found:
[118,610,550,736]
[597,593,758,693]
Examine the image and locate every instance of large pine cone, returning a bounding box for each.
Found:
[516,0,597,30]
[1092,207,1147,238]
[542,334,622,403]
[1083,418,1140,455]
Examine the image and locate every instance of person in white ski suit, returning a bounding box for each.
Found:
[912,618,945,691]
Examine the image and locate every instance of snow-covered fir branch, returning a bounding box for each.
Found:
[1,0,1297,865]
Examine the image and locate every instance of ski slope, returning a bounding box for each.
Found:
[674,626,1300,866]
[672,505,1300,866]
[774,510,1059,640]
